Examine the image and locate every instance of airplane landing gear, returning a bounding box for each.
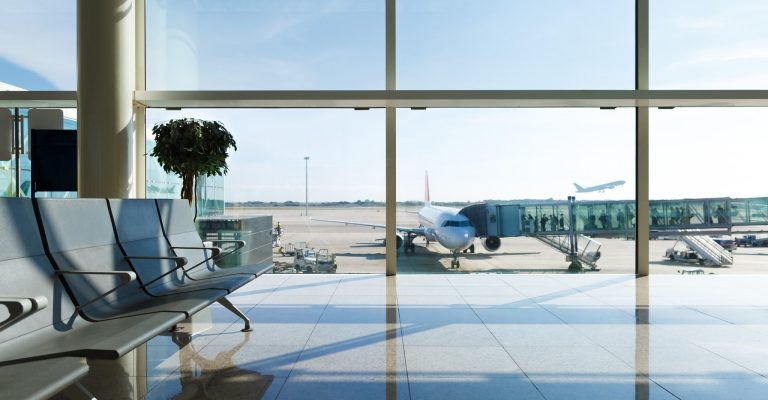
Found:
[404,233,417,253]
[450,251,461,269]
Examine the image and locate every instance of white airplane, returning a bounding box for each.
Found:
[573,180,626,193]
[311,173,502,268]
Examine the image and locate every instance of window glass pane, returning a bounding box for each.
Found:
[397,0,634,89]
[396,108,635,274]
[650,0,768,89]
[650,108,768,274]
[147,109,385,273]
[0,1,76,90]
[146,0,384,90]
[0,108,77,198]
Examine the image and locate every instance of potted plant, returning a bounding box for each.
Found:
[151,118,237,220]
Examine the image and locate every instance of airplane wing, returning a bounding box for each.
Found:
[310,218,427,236]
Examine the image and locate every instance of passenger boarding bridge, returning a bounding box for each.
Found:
[460,197,768,270]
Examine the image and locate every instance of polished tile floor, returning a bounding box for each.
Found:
[82,274,768,399]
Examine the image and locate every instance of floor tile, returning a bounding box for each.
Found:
[530,375,678,400]
[404,346,524,378]
[653,377,768,400]
[408,376,544,400]
[276,375,409,400]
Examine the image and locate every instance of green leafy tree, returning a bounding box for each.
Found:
[151,118,236,220]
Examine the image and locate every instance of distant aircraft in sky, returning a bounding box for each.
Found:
[313,172,501,269]
[573,180,626,193]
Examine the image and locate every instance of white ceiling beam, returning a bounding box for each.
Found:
[4,90,768,109]
[134,90,768,108]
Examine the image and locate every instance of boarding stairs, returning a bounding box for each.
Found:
[533,234,603,270]
[679,232,733,266]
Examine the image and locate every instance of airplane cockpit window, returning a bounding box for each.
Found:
[443,220,471,227]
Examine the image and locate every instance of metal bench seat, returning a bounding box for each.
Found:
[109,199,255,294]
[156,199,273,282]
[0,357,89,400]
[36,198,229,321]
[0,199,184,398]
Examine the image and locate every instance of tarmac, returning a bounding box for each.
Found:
[227,207,768,275]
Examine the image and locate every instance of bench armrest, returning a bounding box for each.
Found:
[207,239,246,250]
[124,255,188,269]
[0,296,48,331]
[55,270,136,311]
[171,246,222,257]
[210,239,245,262]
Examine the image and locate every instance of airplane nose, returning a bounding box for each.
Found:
[438,228,475,250]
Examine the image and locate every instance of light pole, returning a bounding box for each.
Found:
[304,156,310,216]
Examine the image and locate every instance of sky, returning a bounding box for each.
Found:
[2,0,768,202]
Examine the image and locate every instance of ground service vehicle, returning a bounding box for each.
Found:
[294,248,337,273]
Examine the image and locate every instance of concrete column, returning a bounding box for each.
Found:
[134,0,146,198]
[635,0,650,276]
[385,0,397,276]
[77,0,136,198]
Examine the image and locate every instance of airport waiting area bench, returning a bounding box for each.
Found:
[0,198,271,399]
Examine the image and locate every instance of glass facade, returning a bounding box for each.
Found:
[0,0,76,90]
[147,108,386,274]
[650,0,768,89]
[397,0,634,89]
[0,108,77,198]
[145,0,384,90]
[2,2,767,276]
[396,108,636,273]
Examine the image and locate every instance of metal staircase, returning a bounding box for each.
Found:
[679,234,733,266]
[534,234,603,270]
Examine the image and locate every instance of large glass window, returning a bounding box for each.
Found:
[649,108,768,274]
[396,108,635,274]
[0,108,77,198]
[0,1,76,90]
[397,0,634,89]
[145,0,384,90]
[650,0,768,89]
[146,108,385,274]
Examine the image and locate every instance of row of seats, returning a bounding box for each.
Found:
[0,198,272,399]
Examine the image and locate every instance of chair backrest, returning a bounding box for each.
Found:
[0,198,77,352]
[35,198,146,318]
[155,199,216,272]
[108,198,186,287]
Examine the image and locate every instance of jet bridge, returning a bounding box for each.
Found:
[459,196,768,270]
[461,199,599,270]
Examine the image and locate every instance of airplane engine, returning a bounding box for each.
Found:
[383,233,404,249]
[480,236,502,252]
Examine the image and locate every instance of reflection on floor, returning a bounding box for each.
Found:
[76,273,768,400]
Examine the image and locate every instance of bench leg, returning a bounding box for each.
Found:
[217,297,252,332]
[60,382,96,400]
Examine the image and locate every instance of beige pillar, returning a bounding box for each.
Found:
[636,0,650,276]
[385,0,397,275]
[77,0,136,198]
[134,0,146,198]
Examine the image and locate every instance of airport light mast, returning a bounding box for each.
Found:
[304,156,310,216]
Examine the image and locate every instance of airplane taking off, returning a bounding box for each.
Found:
[312,173,502,268]
[573,180,626,193]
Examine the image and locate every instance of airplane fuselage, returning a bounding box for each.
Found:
[417,205,476,252]
[574,180,626,193]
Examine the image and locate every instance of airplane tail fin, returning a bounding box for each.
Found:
[425,171,431,206]
[573,183,584,192]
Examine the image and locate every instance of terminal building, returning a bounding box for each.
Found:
[2,1,768,399]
